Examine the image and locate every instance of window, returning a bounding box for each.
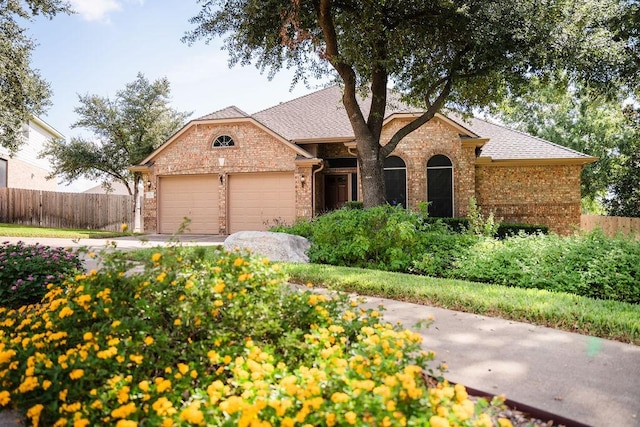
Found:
[212,135,234,147]
[384,156,407,208]
[0,159,7,188]
[427,155,453,217]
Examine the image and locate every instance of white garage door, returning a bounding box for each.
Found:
[228,173,295,233]
[158,175,219,234]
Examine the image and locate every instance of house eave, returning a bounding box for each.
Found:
[475,156,599,167]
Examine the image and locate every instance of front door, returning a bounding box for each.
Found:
[324,174,349,211]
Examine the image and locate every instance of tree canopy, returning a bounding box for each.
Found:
[40,73,190,198]
[186,0,626,207]
[0,0,71,153]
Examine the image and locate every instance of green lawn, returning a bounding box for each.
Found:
[0,223,132,239]
[126,246,640,345]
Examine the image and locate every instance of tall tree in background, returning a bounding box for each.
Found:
[40,73,190,208]
[492,74,634,212]
[607,104,640,217]
[0,0,71,153]
[186,0,623,207]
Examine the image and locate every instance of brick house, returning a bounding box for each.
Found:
[132,86,596,235]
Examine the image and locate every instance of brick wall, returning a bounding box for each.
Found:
[142,121,313,233]
[380,117,475,217]
[475,164,583,235]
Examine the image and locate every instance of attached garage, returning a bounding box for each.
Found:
[228,173,295,233]
[158,175,219,234]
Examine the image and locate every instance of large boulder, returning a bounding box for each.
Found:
[223,231,311,263]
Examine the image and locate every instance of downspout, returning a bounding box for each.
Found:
[312,161,325,217]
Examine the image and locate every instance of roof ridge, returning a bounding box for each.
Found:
[471,116,593,158]
[196,105,249,121]
[252,84,339,116]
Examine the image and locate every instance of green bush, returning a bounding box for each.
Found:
[0,241,82,309]
[276,206,479,273]
[452,230,640,304]
[494,223,549,239]
[0,246,507,426]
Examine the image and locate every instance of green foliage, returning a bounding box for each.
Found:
[275,206,479,273]
[185,0,621,207]
[0,246,505,426]
[452,230,640,304]
[39,73,191,196]
[494,223,549,240]
[343,200,364,210]
[0,241,81,309]
[466,198,498,237]
[492,72,634,207]
[606,104,640,217]
[0,0,71,153]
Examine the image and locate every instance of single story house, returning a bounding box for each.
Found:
[0,116,63,191]
[132,86,596,235]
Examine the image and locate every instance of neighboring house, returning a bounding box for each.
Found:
[132,86,596,235]
[0,116,62,191]
[83,181,131,196]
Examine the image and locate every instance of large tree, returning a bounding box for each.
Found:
[40,73,190,205]
[607,103,640,217]
[492,74,634,211]
[186,0,623,207]
[0,0,71,153]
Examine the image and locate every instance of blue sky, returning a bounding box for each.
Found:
[28,0,326,190]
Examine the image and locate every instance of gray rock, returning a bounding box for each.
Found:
[223,231,310,263]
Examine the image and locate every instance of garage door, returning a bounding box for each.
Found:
[228,173,295,233]
[158,175,219,234]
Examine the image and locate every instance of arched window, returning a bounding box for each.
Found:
[427,155,453,217]
[384,156,407,208]
[212,135,234,147]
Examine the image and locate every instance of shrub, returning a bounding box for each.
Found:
[494,223,549,240]
[451,230,640,304]
[0,246,507,426]
[0,241,82,309]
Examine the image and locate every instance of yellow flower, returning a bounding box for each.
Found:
[121,223,128,232]
[111,402,137,419]
[344,411,357,425]
[74,418,90,427]
[156,272,167,282]
[179,402,205,425]
[152,397,176,417]
[219,395,243,414]
[18,376,39,393]
[58,306,74,319]
[26,404,44,427]
[83,332,93,341]
[330,392,349,403]
[234,257,244,267]
[156,379,172,393]
[498,419,514,427]
[69,369,84,380]
[174,319,182,326]
[0,390,11,406]
[138,381,150,392]
[151,253,162,262]
[129,354,144,365]
[429,416,449,427]
[213,280,225,293]
[144,336,154,346]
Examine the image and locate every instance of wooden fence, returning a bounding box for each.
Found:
[581,214,640,238]
[0,188,134,232]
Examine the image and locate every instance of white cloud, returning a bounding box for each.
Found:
[69,0,143,22]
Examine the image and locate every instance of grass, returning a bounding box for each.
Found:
[285,263,640,346]
[125,246,640,346]
[0,223,133,239]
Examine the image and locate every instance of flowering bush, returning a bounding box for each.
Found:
[0,246,509,426]
[0,241,82,309]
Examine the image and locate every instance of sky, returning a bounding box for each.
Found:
[27,0,328,191]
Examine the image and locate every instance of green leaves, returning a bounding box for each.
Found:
[39,73,190,195]
[0,0,71,153]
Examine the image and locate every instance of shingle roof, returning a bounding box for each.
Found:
[197,106,249,120]
[203,86,594,161]
[451,115,594,160]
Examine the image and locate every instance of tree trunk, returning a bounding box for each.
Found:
[356,131,386,207]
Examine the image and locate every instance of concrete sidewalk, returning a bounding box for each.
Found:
[358,295,640,427]
[1,235,639,426]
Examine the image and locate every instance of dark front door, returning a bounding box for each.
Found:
[325,174,349,211]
